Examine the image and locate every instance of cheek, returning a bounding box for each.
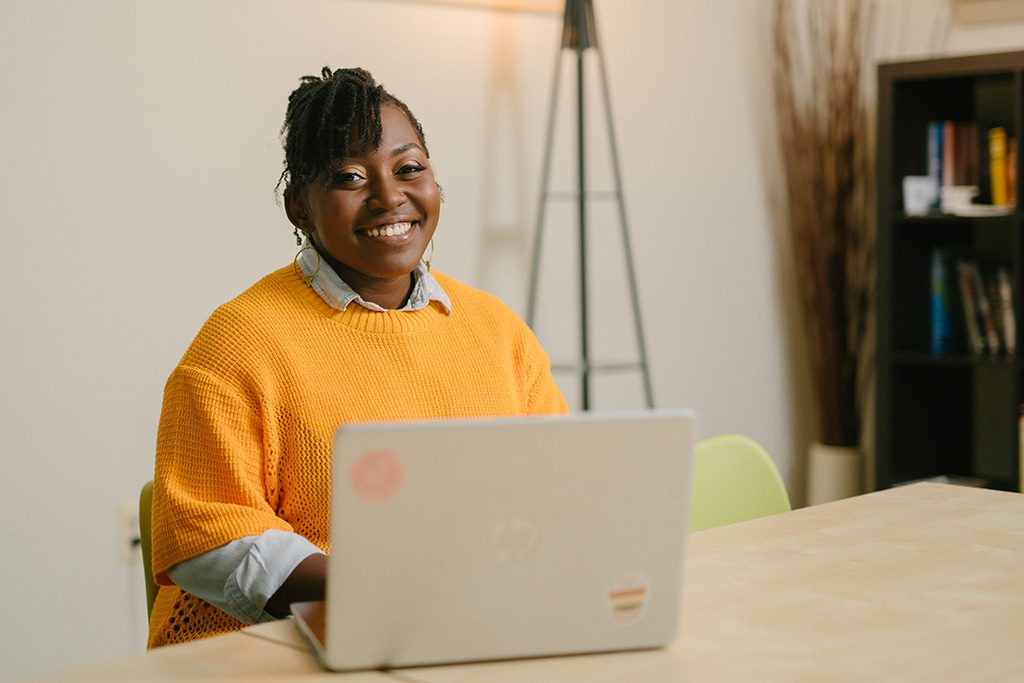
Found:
[317,197,360,229]
[417,184,442,219]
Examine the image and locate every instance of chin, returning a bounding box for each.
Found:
[364,259,424,280]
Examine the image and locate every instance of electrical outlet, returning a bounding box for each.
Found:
[118,498,141,564]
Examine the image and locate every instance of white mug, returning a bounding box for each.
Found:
[902,175,938,215]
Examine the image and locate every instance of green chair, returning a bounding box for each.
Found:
[139,480,158,619]
[690,434,791,532]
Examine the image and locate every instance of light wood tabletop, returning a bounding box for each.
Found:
[22,621,390,682]
[373,482,1024,683]
[27,483,1024,682]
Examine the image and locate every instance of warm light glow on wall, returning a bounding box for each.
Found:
[953,0,1024,23]
[400,0,562,12]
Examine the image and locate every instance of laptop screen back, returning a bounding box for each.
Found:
[313,410,695,671]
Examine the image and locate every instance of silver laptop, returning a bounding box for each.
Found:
[291,410,696,671]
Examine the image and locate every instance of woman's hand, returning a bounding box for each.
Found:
[265,553,328,618]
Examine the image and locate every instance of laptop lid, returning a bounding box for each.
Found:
[293,410,696,671]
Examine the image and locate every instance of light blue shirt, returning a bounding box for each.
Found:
[167,247,451,624]
[296,239,452,315]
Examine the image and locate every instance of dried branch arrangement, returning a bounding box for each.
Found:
[772,0,875,447]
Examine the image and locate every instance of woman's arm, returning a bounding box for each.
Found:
[167,529,325,623]
[265,552,328,617]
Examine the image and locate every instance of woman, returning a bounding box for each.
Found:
[148,67,567,648]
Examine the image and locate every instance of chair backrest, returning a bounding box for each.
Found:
[689,434,791,532]
[139,480,158,619]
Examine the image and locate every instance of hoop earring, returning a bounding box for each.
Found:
[293,242,320,285]
[422,239,435,272]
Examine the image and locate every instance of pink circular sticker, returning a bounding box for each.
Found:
[350,450,405,501]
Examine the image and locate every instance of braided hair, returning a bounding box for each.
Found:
[278,67,428,200]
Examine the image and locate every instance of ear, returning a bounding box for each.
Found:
[284,187,313,236]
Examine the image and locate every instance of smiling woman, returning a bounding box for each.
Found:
[146,67,568,648]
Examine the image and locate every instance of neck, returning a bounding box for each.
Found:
[308,235,414,309]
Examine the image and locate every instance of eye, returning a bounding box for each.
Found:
[397,163,425,176]
[329,170,365,185]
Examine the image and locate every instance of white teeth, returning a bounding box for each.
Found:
[365,222,412,238]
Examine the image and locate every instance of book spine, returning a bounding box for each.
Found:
[957,260,984,355]
[997,267,1016,356]
[952,122,966,185]
[1007,136,1017,207]
[990,127,1008,205]
[930,249,952,353]
[965,122,979,187]
[927,121,944,197]
[977,124,992,204]
[943,121,956,188]
[970,262,1000,354]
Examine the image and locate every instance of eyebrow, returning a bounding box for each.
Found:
[334,142,424,168]
[390,142,423,157]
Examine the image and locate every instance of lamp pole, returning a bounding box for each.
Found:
[527,0,654,410]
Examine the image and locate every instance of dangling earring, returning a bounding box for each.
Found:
[292,227,303,246]
[422,239,435,272]
[293,237,320,285]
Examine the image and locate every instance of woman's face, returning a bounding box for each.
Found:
[291,105,440,307]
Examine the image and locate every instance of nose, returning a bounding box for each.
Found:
[367,174,404,211]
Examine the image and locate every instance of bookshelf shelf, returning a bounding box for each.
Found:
[876,50,1024,493]
[891,351,1019,369]
[894,214,1016,226]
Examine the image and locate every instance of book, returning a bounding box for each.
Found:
[1007,136,1017,207]
[956,259,985,355]
[961,122,979,186]
[943,120,956,188]
[990,127,1008,206]
[952,122,962,185]
[986,277,1003,353]
[933,120,1016,215]
[927,121,944,195]
[931,122,1015,213]
[948,203,1012,217]
[997,267,1016,356]
[969,262,1001,354]
[977,123,992,205]
[930,249,953,353]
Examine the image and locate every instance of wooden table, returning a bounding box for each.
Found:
[28,483,1024,682]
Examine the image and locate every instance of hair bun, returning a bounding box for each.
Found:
[345,67,376,87]
[319,66,377,88]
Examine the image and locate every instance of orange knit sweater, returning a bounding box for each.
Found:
[148,266,567,647]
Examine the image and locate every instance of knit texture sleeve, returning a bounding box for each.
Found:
[151,363,291,584]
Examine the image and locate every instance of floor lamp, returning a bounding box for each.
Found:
[526,0,654,410]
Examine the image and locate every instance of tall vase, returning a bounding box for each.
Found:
[807,442,863,505]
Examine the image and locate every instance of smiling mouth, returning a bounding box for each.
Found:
[360,221,415,239]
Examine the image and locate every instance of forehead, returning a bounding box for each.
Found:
[380,105,418,139]
[345,105,421,159]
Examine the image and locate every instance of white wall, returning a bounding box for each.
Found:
[1,0,1023,679]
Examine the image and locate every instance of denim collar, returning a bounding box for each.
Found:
[295,239,452,315]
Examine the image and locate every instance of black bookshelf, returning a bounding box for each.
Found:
[876,50,1024,492]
